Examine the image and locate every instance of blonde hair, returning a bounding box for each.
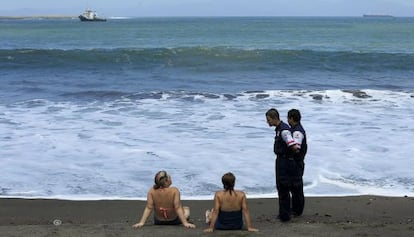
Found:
[154,170,169,189]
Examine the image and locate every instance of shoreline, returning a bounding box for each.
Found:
[0,192,410,201]
[1,195,413,236]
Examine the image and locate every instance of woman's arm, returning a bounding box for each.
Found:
[173,188,195,228]
[241,193,258,232]
[132,206,152,228]
[132,189,154,228]
[204,192,220,233]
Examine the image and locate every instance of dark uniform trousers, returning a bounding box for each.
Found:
[276,155,305,221]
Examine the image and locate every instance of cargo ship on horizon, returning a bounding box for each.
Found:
[363,14,394,18]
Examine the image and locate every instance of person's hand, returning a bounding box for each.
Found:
[132,222,144,228]
[247,227,259,232]
[291,144,300,153]
[204,227,214,233]
[296,144,301,153]
[183,222,196,228]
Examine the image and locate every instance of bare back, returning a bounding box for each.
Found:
[148,187,181,221]
[215,190,246,212]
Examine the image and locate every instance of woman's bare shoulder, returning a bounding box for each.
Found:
[169,186,180,192]
[163,187,180,196]
[235,190,246,197]
[215,190,225,196]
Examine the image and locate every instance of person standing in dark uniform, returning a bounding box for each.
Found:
[287,108,307,218]
[266,108,299,222]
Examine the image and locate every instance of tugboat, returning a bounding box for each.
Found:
[79,9,106,22]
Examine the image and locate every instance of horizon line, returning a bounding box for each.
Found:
[1,15,413,19]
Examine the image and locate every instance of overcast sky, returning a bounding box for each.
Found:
[1,0,414,17]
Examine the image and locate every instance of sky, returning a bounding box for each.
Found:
[1,0,414,17]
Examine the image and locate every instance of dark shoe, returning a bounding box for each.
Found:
[277,214,291,222]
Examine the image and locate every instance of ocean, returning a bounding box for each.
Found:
[1,17,413,200]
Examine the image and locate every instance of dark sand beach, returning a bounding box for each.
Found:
[0,195,413,236]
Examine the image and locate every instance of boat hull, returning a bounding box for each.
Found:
[78,15,106,22]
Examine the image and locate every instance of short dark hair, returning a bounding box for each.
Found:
[266,108,280,120]
[287,109,301,123]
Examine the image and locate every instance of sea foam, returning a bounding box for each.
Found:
[1,89,413,199]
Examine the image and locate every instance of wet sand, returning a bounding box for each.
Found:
[0,195,413,236]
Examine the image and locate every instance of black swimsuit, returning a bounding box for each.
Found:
[214,209,243,230]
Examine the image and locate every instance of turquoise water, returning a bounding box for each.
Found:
[2,17,414,52]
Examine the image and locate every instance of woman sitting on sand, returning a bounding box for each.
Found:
[132,170,195,229]
[204,172,258,232]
